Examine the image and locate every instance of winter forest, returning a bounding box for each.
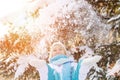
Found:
[0,0,120,80]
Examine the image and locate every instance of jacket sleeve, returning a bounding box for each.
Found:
[77,55,102,80]
[29,59,49,80]
[29,59,56,80]
[32,62,56,80]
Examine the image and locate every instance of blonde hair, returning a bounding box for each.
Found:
[49,41,67,60]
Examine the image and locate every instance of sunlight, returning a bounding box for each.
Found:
[0,23,9,39]
[0,0,28,18]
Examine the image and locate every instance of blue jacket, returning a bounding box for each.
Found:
[47,54,83,80]
[38,54,101,80]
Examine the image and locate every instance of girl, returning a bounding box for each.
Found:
[48,41,75,80]
[47,41,102,80]
[30,41,102,80]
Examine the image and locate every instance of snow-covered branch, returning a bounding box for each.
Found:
[106,59,120,77]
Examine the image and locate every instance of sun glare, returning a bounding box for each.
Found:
[0,23,9,39]
[0,0,28,18]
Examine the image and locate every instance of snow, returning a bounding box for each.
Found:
[106,59,120,77]
[0,0,111,56]
[79,46,94,59]
[107,14,120,23]
[0,0,117,79]
[35,0,111,45]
